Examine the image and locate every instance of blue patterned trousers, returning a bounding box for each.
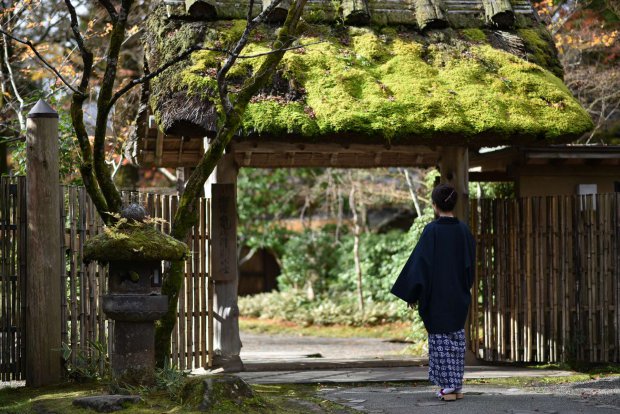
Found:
[428,329,465,389]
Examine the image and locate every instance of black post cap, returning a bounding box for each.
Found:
[27,99,58,119]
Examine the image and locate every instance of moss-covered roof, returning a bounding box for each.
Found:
[143,3,593,146]
[83,224,189,263]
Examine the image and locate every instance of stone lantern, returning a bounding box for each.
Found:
[84,205,188,384]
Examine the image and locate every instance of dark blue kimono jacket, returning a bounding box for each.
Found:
[391,217,475,334]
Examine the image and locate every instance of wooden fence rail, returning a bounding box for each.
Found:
[469,193,619,363]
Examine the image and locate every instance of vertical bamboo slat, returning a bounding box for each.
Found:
[18,178,27,379]
[1,179,8,381]
[615,193,620,362]
[200,198,208,368]
[193,214,201,368]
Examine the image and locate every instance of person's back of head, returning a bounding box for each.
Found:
[432,184,458,212]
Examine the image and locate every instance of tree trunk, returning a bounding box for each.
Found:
[349,186,364,313]
[403,168,422,218]
[154,0,309,368]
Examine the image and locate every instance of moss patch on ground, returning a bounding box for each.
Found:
[145,7,592,144]
[0,380,354,414]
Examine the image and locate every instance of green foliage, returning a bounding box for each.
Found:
[237,168,321,258]
[469,181,515,198]
[334,214,434,302]
[153,364,188,402]
[278,225,344,294]
[239,290,415,327]
[61,340,109,382]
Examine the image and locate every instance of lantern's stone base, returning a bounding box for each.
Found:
[103,294,168,385]
[112,321,157,385]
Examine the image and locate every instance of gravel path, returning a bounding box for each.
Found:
[240,332,412,360]
[533,376,620,409]
[319,379,620,413]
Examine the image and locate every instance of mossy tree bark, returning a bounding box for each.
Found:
[64,0,136,223]
[155,0,309,367]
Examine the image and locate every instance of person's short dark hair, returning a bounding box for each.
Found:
[432,184,458,212]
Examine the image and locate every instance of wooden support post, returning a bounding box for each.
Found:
[25,100,62,386]
[439,146,478,364]
[439,146,469,222]
[208,153,243,371]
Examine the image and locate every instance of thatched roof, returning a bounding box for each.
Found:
[141,1,592,150]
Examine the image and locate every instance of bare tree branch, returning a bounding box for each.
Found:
[107,44,202,113]
[108,39,320,112]
[217,0,284,112]
[64,0,111,220]
[93,0,134,213]
[1,33,25,131]
[0,27,81,94]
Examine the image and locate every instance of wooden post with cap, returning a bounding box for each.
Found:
[25,99,63,386]
[438,146,479,365]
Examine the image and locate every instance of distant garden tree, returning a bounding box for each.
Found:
[1,0,309,366]
[535,0,620,144]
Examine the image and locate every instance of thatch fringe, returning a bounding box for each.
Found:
[342,0,371,25]
[483,0,515,29]
[186,0,217,20]
[415,0,448,31]
[263,0,292,22]
[158,93,218,137]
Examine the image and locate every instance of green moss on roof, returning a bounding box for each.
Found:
[461,28,487,42]
[83,224,188,263]
[517,27,563,78]
[144,8,593,144]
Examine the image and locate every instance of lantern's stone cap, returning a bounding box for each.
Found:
[83,223,188,263]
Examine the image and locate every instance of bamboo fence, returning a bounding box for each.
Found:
[469,193,619,363]
[0,177,26,381]
[60,188,213,374]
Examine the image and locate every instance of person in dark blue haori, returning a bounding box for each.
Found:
[391,183,475,402]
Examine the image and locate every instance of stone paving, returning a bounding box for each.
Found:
[318,383,620,414]
[236,331,620,412]
[236,365,574,384]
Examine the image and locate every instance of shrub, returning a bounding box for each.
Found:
[239,290,418,327]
